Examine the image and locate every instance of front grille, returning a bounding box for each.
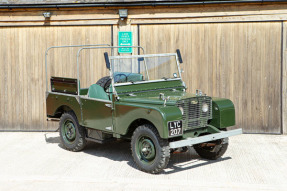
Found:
[176,96,212,129]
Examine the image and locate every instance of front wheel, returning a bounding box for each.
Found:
[131,124,170,174]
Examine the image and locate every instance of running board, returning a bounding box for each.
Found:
[169,128,243,149]
[85,137,115,144]
[85,128,115,144]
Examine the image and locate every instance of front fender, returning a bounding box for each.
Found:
[114,102,182,138]
[209,97,236,128]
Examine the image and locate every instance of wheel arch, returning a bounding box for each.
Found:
[54,105,75,118]
[49,104,82,125]
[125,118,159,138]
[115,103,182,139]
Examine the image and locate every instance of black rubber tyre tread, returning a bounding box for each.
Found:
[131,124,170,174]
[59,111,87,152]
[193,138,229,160]
[96,76,111,91]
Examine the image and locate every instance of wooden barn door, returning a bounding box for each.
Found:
[0,25,112,131]
[139,22,282,134]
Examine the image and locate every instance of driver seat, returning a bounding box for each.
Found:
[88,84,109,100]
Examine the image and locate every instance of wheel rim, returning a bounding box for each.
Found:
[136,135,156,164]
[62,119,76,144]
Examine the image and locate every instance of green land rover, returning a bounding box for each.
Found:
[45,45,242,174]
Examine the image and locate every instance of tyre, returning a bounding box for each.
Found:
[131,124,170,174]
[170,146,188,154]
[193,137,229,160]
[96,76,111,91]
[59,111,87,152]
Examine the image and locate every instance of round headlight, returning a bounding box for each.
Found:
[202,103,209,113]
[179,107,184,115]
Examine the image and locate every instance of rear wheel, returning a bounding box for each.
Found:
[59,111,86,152]
[131,124,170,174]
[193,138,228,160]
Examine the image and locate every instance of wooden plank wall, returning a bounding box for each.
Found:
[0,26,112,131]
[139,22,282,133]
[0,3,285,133]
[282,21,287,135]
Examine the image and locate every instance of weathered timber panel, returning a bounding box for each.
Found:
[139,22,282,133]
[282,21,287,135]
[0,25,112,130]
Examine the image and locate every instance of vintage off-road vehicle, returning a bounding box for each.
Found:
[45,45,242,174]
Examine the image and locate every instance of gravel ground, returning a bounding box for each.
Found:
[0,132,286,191]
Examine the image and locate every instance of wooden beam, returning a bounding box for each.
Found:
[2,3,287,26]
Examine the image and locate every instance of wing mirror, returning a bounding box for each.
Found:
[138,57,144,62]
[104,52,110,70]
[176,49,183,64]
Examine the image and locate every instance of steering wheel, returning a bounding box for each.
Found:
[114,73,128,83]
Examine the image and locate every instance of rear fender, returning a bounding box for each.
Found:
[46,92,82,123]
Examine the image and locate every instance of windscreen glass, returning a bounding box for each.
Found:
[110,55,180,84]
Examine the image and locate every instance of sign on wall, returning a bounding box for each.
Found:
[118,31,133,53]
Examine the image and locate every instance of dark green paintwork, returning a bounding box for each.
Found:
[209,98,236,128]
[115,80,185,94]
[46,79,236,140]
[80,88,88,95]
[114,102,182,138]
[46,93,82,122]
[62,119,76,144]
[136,135,156,164]
[81,98,112,131]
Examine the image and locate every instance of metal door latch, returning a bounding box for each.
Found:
[105,104,112,108]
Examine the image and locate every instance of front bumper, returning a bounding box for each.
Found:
[169,128,242,149]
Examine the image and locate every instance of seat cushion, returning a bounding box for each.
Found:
[88,84,109,100]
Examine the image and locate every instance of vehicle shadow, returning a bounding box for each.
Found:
[163,147,232,174]
[44,133,61,144]
[83,140,133,162]
[44,134,231,174]
[163,157,231,174]
[83,140,232,174]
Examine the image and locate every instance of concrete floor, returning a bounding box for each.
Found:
[0,132,286,191]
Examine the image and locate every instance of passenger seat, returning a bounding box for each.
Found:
[88,84,109,100]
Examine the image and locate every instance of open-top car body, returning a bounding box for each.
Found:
[46,45,242,173]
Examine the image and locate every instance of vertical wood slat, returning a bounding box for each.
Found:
[0,25,112,131]
[139,22,282,134]
[282,21,287,135]
[0,22,283,133]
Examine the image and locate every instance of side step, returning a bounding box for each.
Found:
[85,128,115,144]
[86,137,115,144]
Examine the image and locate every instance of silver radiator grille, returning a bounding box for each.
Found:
[176,96,212,129]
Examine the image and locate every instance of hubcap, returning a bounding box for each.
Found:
[62,120,76,144]
[136,136,156,164]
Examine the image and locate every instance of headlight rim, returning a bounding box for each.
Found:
[178,106,184,115]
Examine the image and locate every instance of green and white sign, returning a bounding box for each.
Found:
[118,31,132,53]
